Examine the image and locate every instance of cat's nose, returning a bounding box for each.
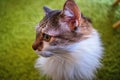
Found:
[32,42,43,51]
[32,43,38,50]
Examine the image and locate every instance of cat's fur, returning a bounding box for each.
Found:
[32,0,103,80]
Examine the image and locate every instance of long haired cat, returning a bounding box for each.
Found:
[32,0,103,80]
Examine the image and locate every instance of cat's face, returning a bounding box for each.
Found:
[32,0,93,57]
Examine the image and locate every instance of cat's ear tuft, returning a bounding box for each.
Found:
[61,0,81,31]
[43,6,52,15]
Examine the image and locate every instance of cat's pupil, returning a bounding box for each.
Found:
[42,33,51,42]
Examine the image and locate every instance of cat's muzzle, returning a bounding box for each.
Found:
[36,50,54,57]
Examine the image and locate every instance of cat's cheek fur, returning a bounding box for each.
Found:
[35,29,103,80]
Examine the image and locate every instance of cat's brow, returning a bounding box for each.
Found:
[39,20,48,28]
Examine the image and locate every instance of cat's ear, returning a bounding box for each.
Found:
[43,6,52,15]
[61,0,81,31]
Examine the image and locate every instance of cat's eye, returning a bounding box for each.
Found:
[42,33,51,42]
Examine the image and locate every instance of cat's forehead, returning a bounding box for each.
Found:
[36,10,62,36]
[46,10,61,19]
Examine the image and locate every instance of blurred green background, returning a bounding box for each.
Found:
[0,0,120,80]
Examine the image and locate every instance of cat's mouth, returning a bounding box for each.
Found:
[35,47,70,57]
[35,50,54,57]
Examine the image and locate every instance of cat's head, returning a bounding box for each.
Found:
[32,0,93,57]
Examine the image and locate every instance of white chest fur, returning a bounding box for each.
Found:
[35,30,103,80]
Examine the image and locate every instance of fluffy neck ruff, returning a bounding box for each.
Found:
[35,30,103,80]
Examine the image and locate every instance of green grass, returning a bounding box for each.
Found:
[0,0,120,80]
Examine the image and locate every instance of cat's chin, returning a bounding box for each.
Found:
[36,50,54,57]
[35,47,71,57]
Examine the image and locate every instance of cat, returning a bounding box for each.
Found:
[32,0,103,80]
